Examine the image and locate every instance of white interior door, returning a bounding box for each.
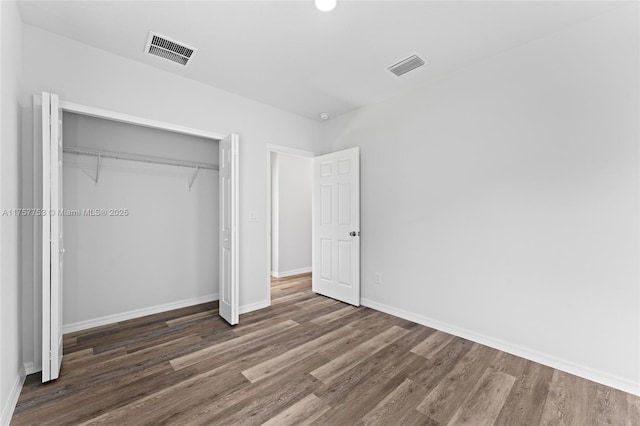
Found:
[312,147,360,305]
[219,134,239,325]
[42,92,64,382]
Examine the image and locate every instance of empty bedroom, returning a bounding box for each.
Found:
[1,1,639,425]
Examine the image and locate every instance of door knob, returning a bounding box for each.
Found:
[349,231,359,237]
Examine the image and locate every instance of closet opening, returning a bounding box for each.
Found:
[61,112,220,334]
[40,92,239,382]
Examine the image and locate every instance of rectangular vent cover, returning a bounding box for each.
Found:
[388,54,426,77]
[145,32,197,66]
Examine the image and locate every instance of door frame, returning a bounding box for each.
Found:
[36,97,231,374]
[59,101,226,140]
[265,144,317,306]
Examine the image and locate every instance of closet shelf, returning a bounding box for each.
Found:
[63,147,219,171]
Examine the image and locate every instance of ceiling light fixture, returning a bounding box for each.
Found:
[319,112,330,120]
[315,0,337,12]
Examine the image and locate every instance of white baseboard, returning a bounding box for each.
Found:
[63,293,219,334]
[23,361,39,376]
[361,298,640,397]
[239,299,270,315]
[271,267,312,278]
[1,365,26,426]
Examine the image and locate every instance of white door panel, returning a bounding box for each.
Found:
[219,134,239,325]
[313,147,360,306]
[42,92,63,382]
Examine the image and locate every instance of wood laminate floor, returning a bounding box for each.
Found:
[12,274,640,425]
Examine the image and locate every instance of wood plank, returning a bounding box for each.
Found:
[226,304,302,335]
[125,317,224,353]
[361,378,429,426]
[539,370,594,426]
[76,367,248,425]
[14,336,202,416]
[294,295,339,310]
[242,324,362,383]
[347,309,406,333]
[493,360,553,426]
[13,362,197,425]
[410,330,455,359]
[627,393,640,425]
[416,343,498,424]
[392,325,436,351]
[490,350,529,377]
[310,305,358,325]
[40,364,198,425]
[408,337,473,392]
[314,341,416,406]
[271,291,314,305]
[165,309,218,326]
[170,319,299,370]
[172,354,330,426]
[448,368,516,426]
[187,320,359,376]
[310,325,409,384]
[262,394,331,426]
[62,347,92,362]
[314,349,425,424]
[591,386,634,426]
[67,334,204,380]
[71,320,171,354]
[290,303,347,324]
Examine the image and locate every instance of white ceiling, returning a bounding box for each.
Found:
[17,1,622,121]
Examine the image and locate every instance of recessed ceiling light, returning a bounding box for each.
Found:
[315,0,337,12]
[319,112,330,120]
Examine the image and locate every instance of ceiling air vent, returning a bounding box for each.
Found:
[387,54,426,77]
[144,31,197,66]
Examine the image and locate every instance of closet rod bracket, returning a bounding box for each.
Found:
[95,153,103,184]
[188,165,200,191]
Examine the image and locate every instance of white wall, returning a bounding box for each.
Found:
[0,0,25,423]
[271,152,313,277]
[21,25,322,371]
[62,113,218,330]
[323,5,640,394]
[63,112,219,162]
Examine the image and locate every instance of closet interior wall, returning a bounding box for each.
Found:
[62,112,220,331]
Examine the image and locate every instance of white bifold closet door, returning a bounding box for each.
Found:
[219,134,240,325]
[42,92,64,382]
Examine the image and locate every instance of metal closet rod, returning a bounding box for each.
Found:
[63,147,219,171]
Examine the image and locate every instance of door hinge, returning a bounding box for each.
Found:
[49,350,52,360]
